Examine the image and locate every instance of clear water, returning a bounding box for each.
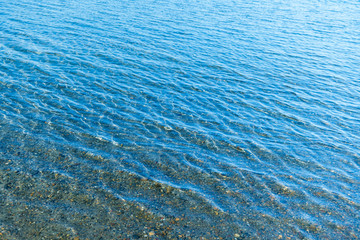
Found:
[1,0,359,239]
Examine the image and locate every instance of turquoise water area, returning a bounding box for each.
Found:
[0,0,359,239]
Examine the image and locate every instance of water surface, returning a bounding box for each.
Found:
[0,0,360,239]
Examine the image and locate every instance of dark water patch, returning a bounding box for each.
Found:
[0,151,250,239]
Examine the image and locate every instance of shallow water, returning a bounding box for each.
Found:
[0,0,360,239]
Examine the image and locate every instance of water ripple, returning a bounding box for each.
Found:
[1,0,360,238]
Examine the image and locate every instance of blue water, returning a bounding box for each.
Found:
[1,0,360,239]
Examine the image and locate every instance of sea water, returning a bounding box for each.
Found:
[0,0,359,239]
